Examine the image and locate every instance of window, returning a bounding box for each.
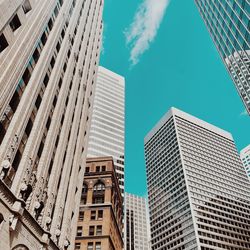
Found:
[0,33,8,52]
[89,226,95,236]
[87,243,94,250]
[9,14,21,32]
[91,211,96,220]
[79,211,84,221]
[97,210,103,219]
[85,167,90,173]
[82,184,88,194]
[76,226,82,237]
[93,183,105,192]
[22,0,32,14]
[101,165,106,172]
[93,182,105,204]
[0,213,4,225]
[95,242,101,250]
[75,243,81,250]
[96,226,102,236]
[96,166,100,172]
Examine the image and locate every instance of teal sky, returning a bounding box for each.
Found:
[100,0,250,196]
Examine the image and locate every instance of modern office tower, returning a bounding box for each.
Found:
[240,144,250,179]
[125,193,151,250]
[0,0,103,249]
[75,157,123,250]
[195,0,250,114]
[145,107,250,250]
[87,66,125,195]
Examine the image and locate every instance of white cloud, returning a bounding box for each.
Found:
[125,0,170,65]
[240,109,248,116]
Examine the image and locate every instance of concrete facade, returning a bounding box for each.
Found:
[87,66,125,195]
[125,193,151,250]
[75,157,123,250]
[0,0,103,249]
[145,107,250,250]
[240,144,250,179]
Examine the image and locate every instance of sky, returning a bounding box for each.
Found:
[100,0,250,196]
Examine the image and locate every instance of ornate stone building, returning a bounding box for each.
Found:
[75,157,123,250]
[0,0,103,249]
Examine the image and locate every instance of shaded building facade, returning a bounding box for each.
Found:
[0,0,103,249]
[195,0,250,113]
[75,157,123,250]
[145,107,250,250]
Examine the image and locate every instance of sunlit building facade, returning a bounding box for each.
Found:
[125,193,151,250]
[145,107,250,250]
[240,144,250,179]
[195,0,250,114]
[0,0,103,249]
[87,66,125,195]
[75,157,123,250]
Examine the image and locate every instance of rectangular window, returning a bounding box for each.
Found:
[75,243,80,250]
[96,166,100,172]
[87,243,94,250]
[22,0,32,14]
[0,33,8,52]
[76,226,82,237]
[85,167,90,173]
[97,210,103,219]
[95,242,101,250]
[91,211,96,220]
[101,165,106,172]
[79,211,84,221]
[89,226,95,236]
[96,225,102,236]
[9,14,21,31]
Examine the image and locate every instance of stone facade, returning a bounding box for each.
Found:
[75,157,123,250]
[0,0,103,249]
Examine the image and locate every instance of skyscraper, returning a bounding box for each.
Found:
[125,193,151,250]
[0,0,103,249]
[87,66,125,194]
[145,107,250,250]
[195,0,250,114]
[75,157,123,250]
[240,144,250,179]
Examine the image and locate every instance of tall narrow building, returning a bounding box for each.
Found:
[145,107,250,250]
[0,0,103,249]
[125,193,151,250]
[195,0,250,114]
[87,66,125,195]
[75,157,123,250]
[240,144,250,179]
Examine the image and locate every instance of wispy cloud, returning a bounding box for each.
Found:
[125,0,171,65]
[240,109,248,116]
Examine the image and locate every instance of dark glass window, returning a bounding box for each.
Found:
[0,33,8,52]
[9,14,21,31]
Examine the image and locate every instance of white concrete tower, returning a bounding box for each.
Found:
[0,0,104,249]
[125,193,151,250]
[145,107,250,250]
[87,66,125,195]
[240,144,250,180]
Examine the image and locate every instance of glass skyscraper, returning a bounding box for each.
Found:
[145,107,250,250]
[195,0,250,113]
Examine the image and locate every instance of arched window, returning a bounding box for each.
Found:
[82,184,88,194]
[81,183,88,205]
[12,245,29,250]
[93,182,105,204]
